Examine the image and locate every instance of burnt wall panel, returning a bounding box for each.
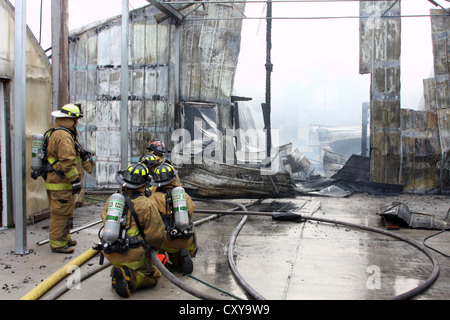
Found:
[400,109,441,192]
[421,9,450,192]
[360,1,401,185]
[69,4,244,188]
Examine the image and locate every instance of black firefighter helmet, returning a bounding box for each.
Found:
[115,162,150,189]
[150,163,177,187]
[146,139,167,156]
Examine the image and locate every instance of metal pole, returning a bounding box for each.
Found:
[13,0,30,255]
[361,102,369,157]
[265,0,272,159]
[121,0,129,169]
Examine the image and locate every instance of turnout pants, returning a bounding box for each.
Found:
[47,190,76,249]
[110,259,162,292]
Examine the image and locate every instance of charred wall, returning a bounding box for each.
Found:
[69,4,244,188]
[360,2,449,193]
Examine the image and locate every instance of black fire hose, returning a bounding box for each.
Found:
[197,200,266,300]
[304,214,441,300]
[149,248,222,300]
[148,199,264,300]
[193,208,440,300]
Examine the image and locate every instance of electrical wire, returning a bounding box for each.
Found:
[162,0,440,4]
[183,14,449,21]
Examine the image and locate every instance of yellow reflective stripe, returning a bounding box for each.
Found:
[110,259,147,271]
[65,167,79,179]
[126,228,140,237]
[47,157,57,165]
[49,240,68,248]
[161,242,196,254]
[45,183,73,191]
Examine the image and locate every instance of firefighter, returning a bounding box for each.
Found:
[101,162,165,298]
[149,163,196,274]
[140,153,160,174]
[141,153,182,197]
[46,104,94,254]
[146,139,168,163]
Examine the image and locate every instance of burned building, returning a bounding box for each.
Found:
[360,2,450,193]
[69,3,245,189]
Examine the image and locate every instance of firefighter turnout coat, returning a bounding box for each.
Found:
[100,188,165,267]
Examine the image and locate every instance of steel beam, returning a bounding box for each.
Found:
[147,0,184,22]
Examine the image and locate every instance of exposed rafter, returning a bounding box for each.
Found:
[147,0,185,22]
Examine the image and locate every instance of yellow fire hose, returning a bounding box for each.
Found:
[20,248,100,300]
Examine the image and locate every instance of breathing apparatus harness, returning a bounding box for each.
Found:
[162,186,194,241]
[98,190,153,268]
[31,127,93,180]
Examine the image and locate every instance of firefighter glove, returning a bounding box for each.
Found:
[72,179,82,194]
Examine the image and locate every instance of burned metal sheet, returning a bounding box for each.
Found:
[378,203,450,230]
[360,1,401,186]
[69,3,244,189]
[177,161,296,199]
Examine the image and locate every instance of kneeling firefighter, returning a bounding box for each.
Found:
[99,162,165,298]
[150,163,197,274]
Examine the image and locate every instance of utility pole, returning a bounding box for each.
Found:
[263,0,273,160]
[51,0,70,112]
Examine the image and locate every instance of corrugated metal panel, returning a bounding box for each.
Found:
[400,109,441,192]
[180,3,244,128]
[69,3,244,189]
[359,3,450,192]
[360,1,402,186]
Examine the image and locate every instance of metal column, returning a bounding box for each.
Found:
[13,0,29,254]
[264,0,273,159]
[121,0,129,169]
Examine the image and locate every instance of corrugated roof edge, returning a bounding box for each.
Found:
[69,4,152,37]
[4,0,52,67]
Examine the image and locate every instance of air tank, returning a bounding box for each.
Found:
[102,193,126,244]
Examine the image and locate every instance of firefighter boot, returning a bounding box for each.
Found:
[113,267,133,298]
[180,249,193,274]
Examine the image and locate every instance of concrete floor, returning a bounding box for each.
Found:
[0,192,449,301]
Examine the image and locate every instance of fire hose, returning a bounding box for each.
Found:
[27,201,440,300]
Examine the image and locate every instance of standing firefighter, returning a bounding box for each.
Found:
[45,104,94,253]
[100,162,165,298]
[150,163,197,274]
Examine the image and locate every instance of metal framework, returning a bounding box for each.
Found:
[144,0,450,21]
